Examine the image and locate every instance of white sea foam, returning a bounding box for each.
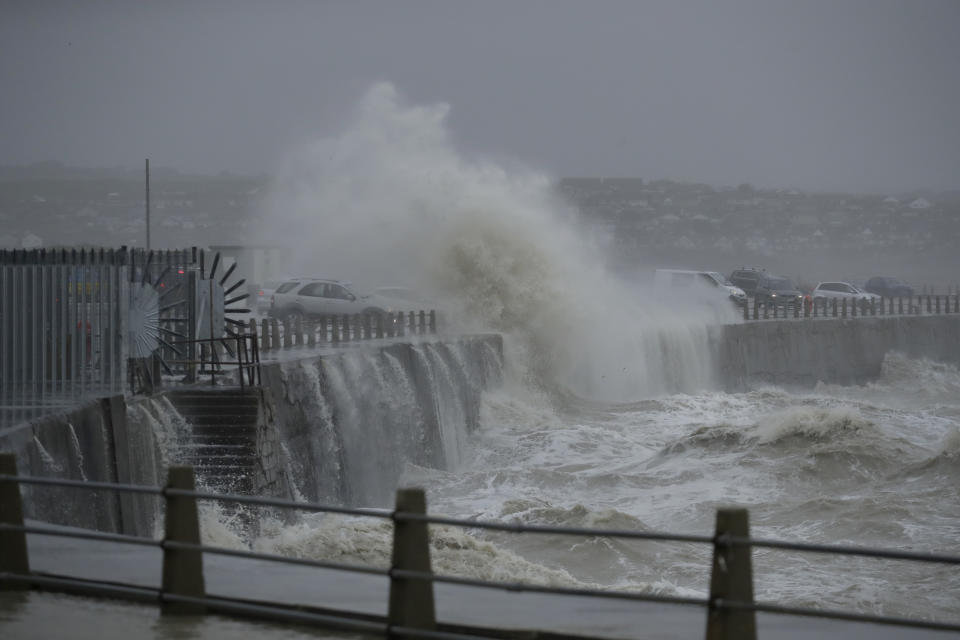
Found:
[255,82,733,402]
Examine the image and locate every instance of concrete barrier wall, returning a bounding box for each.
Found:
[259,335,503,507]
[713,315,960,389]
[1,334,504,529]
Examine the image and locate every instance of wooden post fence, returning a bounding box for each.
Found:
[0,453,30,587]
[388,488,436,635]
[706,508,756,640]
[162,466,206,614]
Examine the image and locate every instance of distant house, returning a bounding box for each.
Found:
[909,198,931,209]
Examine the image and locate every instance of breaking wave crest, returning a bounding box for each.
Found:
[256,82,732,403]
[750,406,873,444]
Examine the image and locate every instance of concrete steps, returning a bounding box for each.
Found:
[167,388,262,494]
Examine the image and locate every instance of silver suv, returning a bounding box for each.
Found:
[268,278,394,321]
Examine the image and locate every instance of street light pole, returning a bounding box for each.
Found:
[145,158,151,250]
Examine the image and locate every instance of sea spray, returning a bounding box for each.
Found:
[254,82,732,402]
[65,422,88,482]
[32,436,63,473]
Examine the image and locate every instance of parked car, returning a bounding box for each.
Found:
[811,281,881,303]
[728,267,768,296]
[253,279,285,314]
[653,269,747,306]
[864,276,915,298]
[754,275,805,308]
[268,278,394,321]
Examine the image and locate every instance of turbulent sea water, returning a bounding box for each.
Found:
[4,84,957,638]
[230,351,958,628]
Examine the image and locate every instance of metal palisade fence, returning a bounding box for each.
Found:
[0,248,201,426]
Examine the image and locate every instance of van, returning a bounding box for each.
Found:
[654,269,747,306]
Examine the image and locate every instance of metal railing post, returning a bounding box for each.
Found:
[706,508,756,640]
[161,466,206,614]
[388,488,436,635]
[0,453,30,587]
[259,317,269,352]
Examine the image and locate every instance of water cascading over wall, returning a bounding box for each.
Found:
[0,394,185,536]
[260,335,503,507]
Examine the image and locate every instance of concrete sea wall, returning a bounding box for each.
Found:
[0,334,504,531]
[260,335,503,507]
[713,315,960,389]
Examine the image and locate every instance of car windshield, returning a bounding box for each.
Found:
[706,272,733,286]
[766,278,794,289]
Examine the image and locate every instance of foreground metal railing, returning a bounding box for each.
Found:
[1,452,958,639]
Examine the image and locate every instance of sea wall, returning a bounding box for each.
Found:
[713,315,960,389]
[1,334,504,531]
[259,334,503,508]
[0,395,171,536]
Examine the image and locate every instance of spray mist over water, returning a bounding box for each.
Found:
[257,83,735,401]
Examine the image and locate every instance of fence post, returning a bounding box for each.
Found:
[161,466,205,614]
[396,312,405,337]
[388,488,436,634]
[706,508,756,640]
[271,318,281,350]
[408,311,416,335]
[307,320,316,347]
[259,317,269,352]
[743,300,749,321]
[752,297,758,321]
[0,453,30,587]
[282,319,292,349]
[936,296,941,314]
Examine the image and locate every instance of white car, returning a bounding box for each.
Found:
[653,269,748,307]
[812,281,881,303]
[253,280,285,314]
[268,278,396,321]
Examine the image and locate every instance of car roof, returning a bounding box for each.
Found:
[281,277,350,285]
[655,269,711,275]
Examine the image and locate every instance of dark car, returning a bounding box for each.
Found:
[864,276,914,298]
[729,268,804,308]
[728,267,767,295]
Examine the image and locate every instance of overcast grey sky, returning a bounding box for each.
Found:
[1,0,957,193]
